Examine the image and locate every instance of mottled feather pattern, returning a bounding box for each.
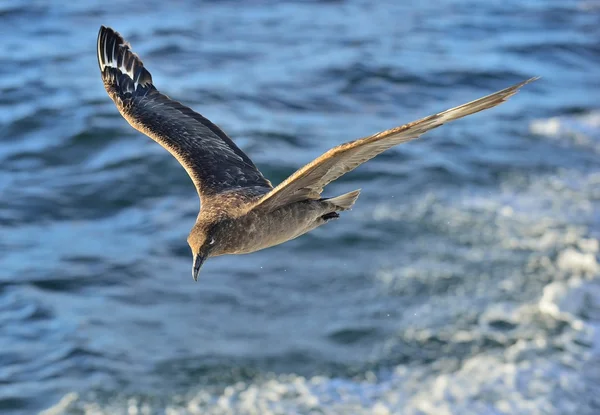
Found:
[97,25,536,275]
[98,25,536,216]
[97,26,272,203]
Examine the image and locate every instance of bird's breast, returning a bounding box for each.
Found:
[221,201,325,255]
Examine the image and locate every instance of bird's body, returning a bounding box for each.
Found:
[190,186,359,256]
[203,196,343,256]
[96,26,537,280]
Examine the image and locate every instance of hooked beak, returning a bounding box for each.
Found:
[192,253,206,281]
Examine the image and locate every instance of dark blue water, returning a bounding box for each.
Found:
[2,1,600,414]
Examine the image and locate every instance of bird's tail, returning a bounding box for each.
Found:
[97,26,155,101]
[327,189,361,211]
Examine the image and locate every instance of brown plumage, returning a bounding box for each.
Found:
[97,26,537,281]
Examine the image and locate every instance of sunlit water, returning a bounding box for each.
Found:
[1,1,599,414]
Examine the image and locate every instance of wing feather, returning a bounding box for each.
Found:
[252,78,538,212]
[97,26,272,201]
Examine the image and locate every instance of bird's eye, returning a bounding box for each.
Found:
[209,238,215,245]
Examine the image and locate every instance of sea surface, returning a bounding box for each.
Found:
[1,0,599,414]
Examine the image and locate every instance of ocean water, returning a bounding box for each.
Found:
[1,0,599,414]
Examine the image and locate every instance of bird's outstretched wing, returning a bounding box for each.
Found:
[97,26,272,200]
[251,78,537,212]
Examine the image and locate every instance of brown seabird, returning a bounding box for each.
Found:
[97,26,537,281]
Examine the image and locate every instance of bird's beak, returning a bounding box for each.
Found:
[192,253,206,281]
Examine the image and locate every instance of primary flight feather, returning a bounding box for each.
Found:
[97,26,537,281]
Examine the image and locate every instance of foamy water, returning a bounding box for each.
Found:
[1,1,598,414]
[43,139,600,414]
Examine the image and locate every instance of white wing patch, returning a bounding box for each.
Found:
[98,28,147,92]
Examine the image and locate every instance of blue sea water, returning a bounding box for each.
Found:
[1,0,599,414]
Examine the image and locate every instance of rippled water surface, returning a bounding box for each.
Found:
[1,1,600,414]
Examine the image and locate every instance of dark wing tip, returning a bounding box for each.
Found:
[97,25,154,98]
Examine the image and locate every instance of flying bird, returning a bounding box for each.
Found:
[97,26,537,281]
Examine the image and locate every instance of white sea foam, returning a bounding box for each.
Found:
[44,274,600,414]
[530,111,600,151]
[556,248,599,276]
[42,168,600,415]
[43,100,600,415]
[43,332,600,414]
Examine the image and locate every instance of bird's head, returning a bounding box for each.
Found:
[187,223,218,281]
